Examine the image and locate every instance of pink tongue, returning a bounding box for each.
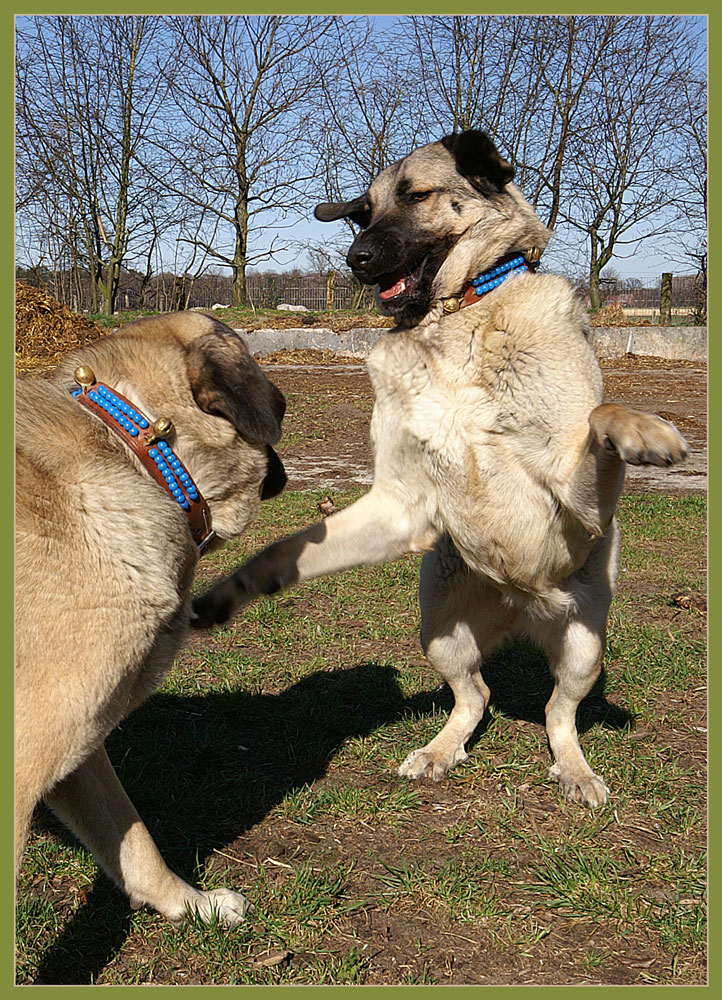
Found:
[378,275,408,301]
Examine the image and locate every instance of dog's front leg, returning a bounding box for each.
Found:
[589,403,688,466]
[44,745,251,926]
[193,487,438,627]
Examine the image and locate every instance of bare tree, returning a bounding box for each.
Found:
[16,16,168,314]
[405,15,706,297]
[15,14,707,309]
[307,18,424,307]
[313,18,421,197]
[408,16,534,142]
[666,66,707,321]
[558,17,704,307]
[155,15,337,308]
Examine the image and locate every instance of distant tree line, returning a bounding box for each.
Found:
[14,264,377,314]
[16,264,704,325]
[15,15,706,315]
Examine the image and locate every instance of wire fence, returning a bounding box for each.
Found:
[16,266,706,322]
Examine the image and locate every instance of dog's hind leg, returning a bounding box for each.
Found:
[538,621,610,808]
[529,523,620,808]
[398,536,516,782]
[44,745,251,927]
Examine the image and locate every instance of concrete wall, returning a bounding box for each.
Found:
[588,326,707,362]
[236,325,707,363]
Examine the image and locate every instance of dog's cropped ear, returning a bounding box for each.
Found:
[441,130,515,195]
[186,327,286,445]
[315,195,371,228]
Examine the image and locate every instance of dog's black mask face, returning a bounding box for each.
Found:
[346,221,458,328]
[314,130,515,328]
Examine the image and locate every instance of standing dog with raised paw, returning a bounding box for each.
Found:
[193,131,688,808]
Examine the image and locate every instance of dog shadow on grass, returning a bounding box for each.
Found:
[24,643,630,984]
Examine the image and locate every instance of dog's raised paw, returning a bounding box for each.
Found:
[589,405,689,467]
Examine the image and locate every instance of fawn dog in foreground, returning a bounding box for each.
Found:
[16,313,287,926]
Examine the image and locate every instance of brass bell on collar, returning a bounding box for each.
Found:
[146,416,174,445]
[74,365,96,388]
[442,297,461,314]
[526,246,542,263]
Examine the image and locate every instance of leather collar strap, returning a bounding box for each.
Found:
[71,372,215,552]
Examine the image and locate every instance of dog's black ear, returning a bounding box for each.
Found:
[187,326,286,445]
[441,130,515,194]
[315,195,371,228]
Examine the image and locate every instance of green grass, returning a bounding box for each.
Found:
[16,491,706,985]
[86,305,386,332]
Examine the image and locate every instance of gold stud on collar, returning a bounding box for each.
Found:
[146,416,174,445]
[74,365,96,388]
[442,297,461,313]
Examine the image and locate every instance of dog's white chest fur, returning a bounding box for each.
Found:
[366,285,604,594]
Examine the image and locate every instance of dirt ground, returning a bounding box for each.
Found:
[259,353,707,496]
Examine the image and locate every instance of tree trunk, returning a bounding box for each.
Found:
[659,272,673,326]
[589,265,602,311]
[693,260,707,325]
[326,270,336,311]
[351,278,366,311]
[183,275,196,310]
[232,262,247,308]
[172,273,186,310]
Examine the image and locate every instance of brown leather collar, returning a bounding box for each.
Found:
[71,367,215,552]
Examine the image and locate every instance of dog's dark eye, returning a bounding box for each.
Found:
[408,190,432,204]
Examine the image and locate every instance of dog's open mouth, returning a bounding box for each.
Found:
[377,259,425,302]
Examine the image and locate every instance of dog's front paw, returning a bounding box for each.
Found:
[398,744,468,782]
[589,404,688,467]
[185,887,254,928]
[548,762,609,808]
[191,579,242,628]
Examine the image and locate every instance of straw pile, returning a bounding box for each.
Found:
[589,302,651,327]
[15,282,106,375]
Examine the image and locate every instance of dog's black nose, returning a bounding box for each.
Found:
[346,231,380,277]
[348,246,373,267]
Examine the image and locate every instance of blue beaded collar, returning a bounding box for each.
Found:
[71,367,215,552]
[470,253,531,296]
[442,251,539,313]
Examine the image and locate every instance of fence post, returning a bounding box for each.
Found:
[326,270,336,312]
[660,272,673,326]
